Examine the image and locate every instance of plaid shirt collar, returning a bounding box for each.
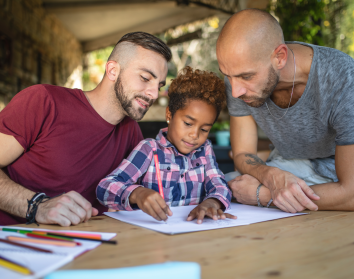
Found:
[156,127,206,157]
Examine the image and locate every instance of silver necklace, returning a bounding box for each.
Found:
[265,48,296,120]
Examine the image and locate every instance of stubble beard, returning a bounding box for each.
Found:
[239,65,279,108]
[114,75,153,121]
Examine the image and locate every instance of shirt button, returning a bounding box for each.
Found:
[122,199,125,204]
[196,163,199,166]
[181,196,185,199]
[181,174,184,178]
[167,167,170,170]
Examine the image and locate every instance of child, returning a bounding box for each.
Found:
[96,66,236,224]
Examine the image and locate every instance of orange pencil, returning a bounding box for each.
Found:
[25,233,82,246]
[7,236,77,247]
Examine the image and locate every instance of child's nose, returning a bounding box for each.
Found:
[189,129,199,140]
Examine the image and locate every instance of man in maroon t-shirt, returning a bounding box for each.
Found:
[0,32,171,226]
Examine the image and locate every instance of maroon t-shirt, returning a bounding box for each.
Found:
[0,84,143,225]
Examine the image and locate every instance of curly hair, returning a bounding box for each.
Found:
[168,66,226,121]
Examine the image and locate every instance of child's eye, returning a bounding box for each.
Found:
[201,129,209,133]
[184,122,191,126]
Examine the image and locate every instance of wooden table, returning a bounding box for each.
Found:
[22,208,354,279]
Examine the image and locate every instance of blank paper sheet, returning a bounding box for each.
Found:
[104,203,306,235]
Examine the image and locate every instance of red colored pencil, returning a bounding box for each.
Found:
[153,149,164,199]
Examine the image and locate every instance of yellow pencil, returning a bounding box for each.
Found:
[0,255,33,275]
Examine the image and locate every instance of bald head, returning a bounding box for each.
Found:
[217,9,284,62]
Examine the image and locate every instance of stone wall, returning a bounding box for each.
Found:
[0,0,82,110]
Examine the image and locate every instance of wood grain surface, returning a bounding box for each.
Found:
[18,208,354,279]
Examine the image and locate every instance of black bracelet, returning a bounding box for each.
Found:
[26,192,51,225]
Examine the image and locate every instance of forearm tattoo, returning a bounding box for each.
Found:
[245,154,266,166]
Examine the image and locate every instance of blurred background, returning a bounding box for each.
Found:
[1,0,353,172]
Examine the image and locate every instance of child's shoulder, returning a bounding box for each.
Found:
[134,138,159,150]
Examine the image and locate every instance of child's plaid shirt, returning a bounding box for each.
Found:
[96,128,232,211]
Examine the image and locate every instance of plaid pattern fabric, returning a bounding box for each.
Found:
[96,128,231,211]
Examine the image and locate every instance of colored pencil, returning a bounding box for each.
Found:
[25,233,82,246]
[1,228,102,240]
[7,236,77,247]
[153,149,165,199]
[0,255,33,275]
[0,238,52,253]
[46,233,117,245]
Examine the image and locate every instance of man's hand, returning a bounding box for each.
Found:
[229,170,320,213]
[265,168,320,213]
[187,198,237,224]
[36,191,98,226]
[129,187,172,221]
[228,174,261,205]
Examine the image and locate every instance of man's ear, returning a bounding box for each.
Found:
[105,61,121,82]
[272,44,288,70]
[165,106,172,123]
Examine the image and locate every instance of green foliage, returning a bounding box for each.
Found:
[210,121,230,133]
[322,0,354,57]
[268,0,354,58]
[268,0,325,45]
[82,46,114,91]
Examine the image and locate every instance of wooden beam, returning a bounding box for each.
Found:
[82,7,220,52]
[43,0,170,13]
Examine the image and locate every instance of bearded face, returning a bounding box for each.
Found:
[239,65,279,108]
[114,74,153,121]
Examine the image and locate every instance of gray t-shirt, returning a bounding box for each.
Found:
[226,42,354,181]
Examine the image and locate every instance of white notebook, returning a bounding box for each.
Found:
[0,228,116,279]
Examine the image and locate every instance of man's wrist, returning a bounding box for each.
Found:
[259,185,272,207]
[261,166,280,188]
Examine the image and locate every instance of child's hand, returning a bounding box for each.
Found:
[129,187,173,221]
[187,198,237,224]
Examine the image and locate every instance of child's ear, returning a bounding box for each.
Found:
[165,106,172,123]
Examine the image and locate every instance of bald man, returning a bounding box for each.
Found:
[0,32,170,226]
[217,9,354,213]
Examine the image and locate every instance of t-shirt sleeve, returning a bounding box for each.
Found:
[225,77,252,117]
[0,85,55,151]
[327,60,354,146]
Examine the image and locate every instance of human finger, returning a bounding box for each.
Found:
[156,196,173,217]
[187,209,198,221]
[142,203,162,221]
[66,191,93,221]
[282,191,306,212]
[37,203,72,226]
[150,198,169,221]
[47,194,86,224]
[217,209,226,219]
[272,197,292,213]
[197,209,206,224]
[224,213,237,219]
[291,183,318,211]
[298,182,320,209]
[56,214,72,227]
[92,207,99,216]
[205,207,218,221]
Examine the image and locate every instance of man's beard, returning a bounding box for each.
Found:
[239,65,279,108]
[114,76,153,121]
